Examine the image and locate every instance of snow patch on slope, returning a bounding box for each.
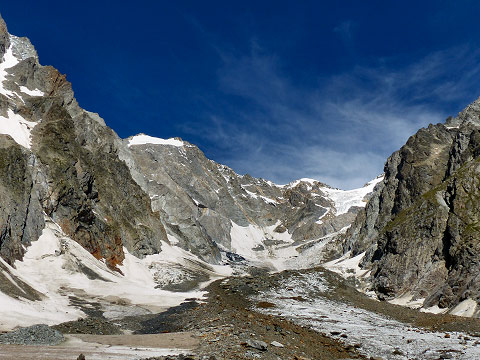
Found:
[241,186,278,204]
[0,44,39,149]
[0,109,37,148]
[230,221,297,270]
[0,44,19,97]
[323,251,369,278]
[282,226,351,270]
[450,298,478,317]
[388,293,425,309]
[128,134,184,147]
[19,86,44,97]
[228,222,354,272]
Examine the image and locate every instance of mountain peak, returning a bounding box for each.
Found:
[445,96,480,128]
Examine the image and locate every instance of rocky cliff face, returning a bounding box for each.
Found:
[0,136,43,264]
[122,134,373,266]
[343,97,480,316]
[0,16,168,270]
[0,16,9,59]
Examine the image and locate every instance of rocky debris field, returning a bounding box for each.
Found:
[4,268,480,359]
[0,324,64,345]
[125,274,365,360]
[48,268,365,360]
[118,267,480,359]
[52,317,122,335]
[253,268,480,359]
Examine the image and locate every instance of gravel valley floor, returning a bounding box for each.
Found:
[2,268,480,359]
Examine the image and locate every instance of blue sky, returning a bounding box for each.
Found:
[2,1,480,189]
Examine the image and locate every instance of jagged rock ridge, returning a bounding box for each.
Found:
[342,97,480,317]
[123,133,379,265]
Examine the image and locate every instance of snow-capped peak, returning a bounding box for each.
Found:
[127,134,184,147]
[320,175,384,215]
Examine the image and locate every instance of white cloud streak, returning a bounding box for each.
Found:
[182,44,480,189]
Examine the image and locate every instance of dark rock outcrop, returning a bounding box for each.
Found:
[0,136,44,265]
[345,97,480,314]
[0,15,9,60]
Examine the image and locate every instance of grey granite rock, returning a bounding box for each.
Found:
[0,136,44,265]
[125,137,359,264]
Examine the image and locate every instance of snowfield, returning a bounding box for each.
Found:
[0,218,231,331]
[0,43,19,97]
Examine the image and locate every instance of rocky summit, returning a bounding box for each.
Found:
[1,11,480,360]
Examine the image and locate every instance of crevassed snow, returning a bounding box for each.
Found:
[0,109,37,148]
[19,85,44,97]
[128,134,184,147]
[0,218,232,331]
[320,176,384,215]
[0,44,19,97]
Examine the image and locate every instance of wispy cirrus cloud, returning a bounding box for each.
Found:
[181,43,480,189]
